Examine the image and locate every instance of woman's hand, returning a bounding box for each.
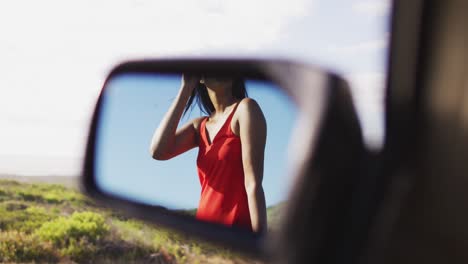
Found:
[181,74,199,94]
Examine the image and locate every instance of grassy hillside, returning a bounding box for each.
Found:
[0,174,79,189]
[0,179,264,263]
[267,202,286,231]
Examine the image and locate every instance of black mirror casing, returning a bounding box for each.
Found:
[81,58,367,261]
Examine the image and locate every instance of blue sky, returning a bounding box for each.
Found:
[0,0,390,176]
[95,74,296,209]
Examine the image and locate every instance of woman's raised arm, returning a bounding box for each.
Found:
[150,75,202,160]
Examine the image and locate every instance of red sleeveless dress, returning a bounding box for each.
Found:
[195,102,252,231]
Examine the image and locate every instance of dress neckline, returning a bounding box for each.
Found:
[203,101,240,146]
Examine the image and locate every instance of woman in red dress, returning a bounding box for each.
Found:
[150,75,267,233]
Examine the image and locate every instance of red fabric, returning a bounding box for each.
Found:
[195,102,252,231]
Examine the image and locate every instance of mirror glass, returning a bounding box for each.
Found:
[94,73,297,234]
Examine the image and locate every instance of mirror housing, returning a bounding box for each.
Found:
[81,58,361,259]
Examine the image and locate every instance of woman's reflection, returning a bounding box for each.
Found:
[150,75,267,233]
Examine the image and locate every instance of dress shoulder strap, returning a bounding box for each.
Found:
[224,100,242,136]
[227,100,241,120]
[199,116,209,146]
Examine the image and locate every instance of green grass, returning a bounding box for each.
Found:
[0,179,266,263]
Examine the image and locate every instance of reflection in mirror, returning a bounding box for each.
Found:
[95,73,296,234]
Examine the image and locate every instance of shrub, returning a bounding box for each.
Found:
[36,211,109,247]
[35,211,110,261]
[43,192,62,203]
[60,237,98,262]
[0,205,52,233]
[16,190,43,202]
[0,230,58,262]
[5,201,28,211]
[12,183,85,204]
[0,189,8,201]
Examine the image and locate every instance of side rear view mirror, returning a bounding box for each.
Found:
[81,58,365,260]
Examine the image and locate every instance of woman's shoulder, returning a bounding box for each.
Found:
[192,116,207,132]
[237,98,263,116]
[236,98,265,123]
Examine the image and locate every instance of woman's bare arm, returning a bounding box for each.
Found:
[150,75,202,160]
[238,98,268,233]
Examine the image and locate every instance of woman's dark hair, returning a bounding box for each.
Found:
[183,78,247,116]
